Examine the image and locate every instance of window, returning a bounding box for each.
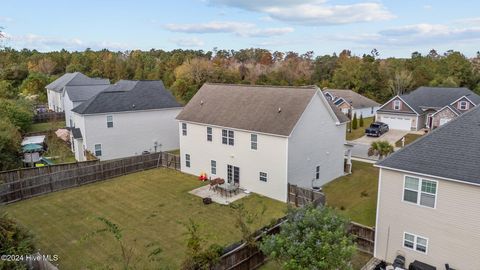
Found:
[185,154,190,167]
[459,101,469,110]
[207,127,212,141]
[259,172,267,182]
[222,129,234,145]
[182,123,187,136]
[251,134,257,150]
[227,165,233,183]
[403,176,437,208]
[211,160,216,175]
[393,100,401,110]
[315,166,320,180]
[404,232,428,253]
[94,144,102,157]
[69,118,74,127]
[107,115,113,128]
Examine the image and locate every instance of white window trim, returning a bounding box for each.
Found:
[251,134,258,150]
[182,123,187,136]
[222,129,234,146]
[211,160,216,175]
[393,100,401,110]
[403,232,429,254]
[94,143,102,157]
[458,100,469,110]
[402,175,438,209]
[259,172,267,182]
[315,165,320,180]
[207,127,212,142]
[107,115,113,128]
[185,154,191,167]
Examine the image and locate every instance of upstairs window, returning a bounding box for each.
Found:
[259,172,267,182]
[315,166,320,180]
[222,129,234,146]
[458,101,469,110]
[393,100,401,110]
[251,134,257,150]
[404,232,428,253]
[207,127,212,142]
[185,154,191,167]
[107,115,113,128]
[94,144,102,157]
[182,123,187,136]
[403,176,437,208]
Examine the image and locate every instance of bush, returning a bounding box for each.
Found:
[0,99,33,132]
[260,205,355,270]
[0,118,22,170]
[359,114,364,127]
[352,113,358,130]
[0,214,35,270]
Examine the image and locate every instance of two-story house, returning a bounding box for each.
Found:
[376,86,480,131]
[64,84,110,127]
[176,83,349,202]
[45,72,109,112]
[70,80,182,161]
[374,106,480,269]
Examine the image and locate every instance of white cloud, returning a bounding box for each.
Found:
[423,4,432,10]
[0,16,13,23]
[4,33,130,51]
[170,37,205,47]
[164,21,293,37]
[209,0,394,25]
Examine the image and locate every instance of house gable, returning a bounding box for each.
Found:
[451,96,476,112]
[378,96,416,114]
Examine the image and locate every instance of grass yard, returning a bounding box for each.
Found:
[260,251,372,270]
[44,132,76,164]
[4,168,286,269]
[395,133,423,148]
[323,161,379,227]
[167,149,180,155]
[28,121,66,133]
[346,117,374,141]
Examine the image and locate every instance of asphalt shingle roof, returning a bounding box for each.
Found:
[176,83,348,136]
[71,128,83,139]
[395,87,480,114]
[71,80,182,115]
[64,85,111,102]
[377,105,480,185]
[324,89,380,109]
[46,72,109,92]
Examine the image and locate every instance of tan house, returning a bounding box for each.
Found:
[374,106,480,269]
[375,87,480,131]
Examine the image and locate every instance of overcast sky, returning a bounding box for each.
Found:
[1,0,480,57]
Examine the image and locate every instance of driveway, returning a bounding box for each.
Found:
[351,129,409,145]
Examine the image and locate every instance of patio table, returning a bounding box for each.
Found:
[217,184,239,197]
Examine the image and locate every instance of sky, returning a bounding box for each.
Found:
[1,0,480,57]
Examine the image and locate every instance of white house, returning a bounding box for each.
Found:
[45,72,109,112]
[63,84,110,127]
[176,83,350,202]
[323,89,380,119]
[70,80,182,161]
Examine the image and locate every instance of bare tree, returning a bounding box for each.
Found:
[389,70,414,95]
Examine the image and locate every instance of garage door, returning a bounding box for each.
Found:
[380,116,412,130]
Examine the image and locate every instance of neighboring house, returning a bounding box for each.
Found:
[70,80,182,161]
[375,86,480,131]
[176,83,349,202]
[63,84,110,127]
[45,72,109,112]
[374,106,480,269]
[323,89,380,118]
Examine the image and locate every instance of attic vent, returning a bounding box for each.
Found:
[278,107,282,113]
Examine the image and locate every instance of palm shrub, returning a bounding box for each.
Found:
[368,141,394,159]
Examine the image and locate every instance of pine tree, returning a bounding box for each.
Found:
[359,114,364,127]
[352,113,358,130]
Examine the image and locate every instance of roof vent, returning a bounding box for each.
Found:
[200,100,204,105]
[278,107,282,113]
[132,104,136,108]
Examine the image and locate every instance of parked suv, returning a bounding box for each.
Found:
[365,122,389,137]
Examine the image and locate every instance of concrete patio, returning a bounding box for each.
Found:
[189,185,250,205]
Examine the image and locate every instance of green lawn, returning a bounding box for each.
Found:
[395,133,423,148]
[260,251,372,270]
[44,132,76,164]
[323,161,379,227]
[346,117,374,141]
[4,168,286,269]
[28,121,66,133]
[167,149,180,155]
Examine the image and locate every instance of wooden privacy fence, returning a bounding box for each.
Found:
[33,112,65,123]
[287,183,326,207]
[0,152,180,204]
[348,222,375,254]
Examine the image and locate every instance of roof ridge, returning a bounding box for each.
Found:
[204,82,318,89]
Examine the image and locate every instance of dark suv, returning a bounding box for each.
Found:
[365,122,389,137]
